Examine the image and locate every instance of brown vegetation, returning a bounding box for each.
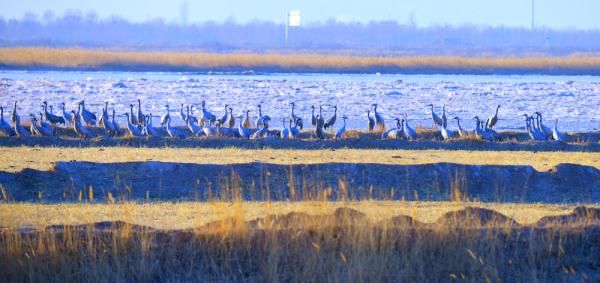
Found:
[0,206,598,282]
[2,48,600,74]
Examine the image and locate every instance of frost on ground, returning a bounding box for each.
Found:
[1,72,598,131]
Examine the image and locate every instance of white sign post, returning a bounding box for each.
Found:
[286,10,301,44]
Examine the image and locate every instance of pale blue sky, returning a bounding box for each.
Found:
[2,0,599,29]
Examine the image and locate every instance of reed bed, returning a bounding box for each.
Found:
[0,201,598,282]
[2,47,600,73]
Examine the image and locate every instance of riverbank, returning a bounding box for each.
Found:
[2,48,600,75]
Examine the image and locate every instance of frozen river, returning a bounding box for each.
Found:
[1,71,599,131]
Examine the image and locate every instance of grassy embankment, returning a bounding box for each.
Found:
[2,47,600,74]
[0,147,598,173]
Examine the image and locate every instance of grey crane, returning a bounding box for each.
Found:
[531,116,547,141]
[317,106,325,129]
[523,114,536,140]
[42,101,65,125]
[37,113,54,136]
[453,116,472,137]
[219,104,229,126]
[289,102,302,129]
[110,110,120,137]
[403,114,417,140]
[381,118,400,139]
[552,119,567,143]
[128,104,139,126]
[250,118,271,140]
[280,117,290,139]
[473,116,493,142]
[485,105,501,129]
[180,104,188,122]
[185,106,202,135]
[427,103,443,127]
[255,104,270,129]
[226,107,235,128]
[188,105,200,126]
[372,104,385,131]
[335,116,349,140]
[12,102,29,137]
[79,100,97,126]
[100,102,112,135]
[144,113,160,137]
[242,109,252,128]
[202,120,220,137]
[186,106,202,135]
[38,112,53,133]
[535,112,552,138]
[0,106,15,136]
[160,104,170,125]
[101,103,117,137]
[70,110,92,139]
[440,122,454,141]
[314,114,325,139]
[200,101,217,124]
[290,118,301,138]
[124,112,143,137]
[311,105,317,127]
[137,99,145,127]
[237,115,253,139]
[389,118,404,139]
[60,102,73,126]
[323,105,337,130]
[166,116,185,139]
[29,114,53,136]
[441,104,448,128]
[367,109,375,131]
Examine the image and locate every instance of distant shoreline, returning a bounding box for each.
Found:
[2,48,600,76]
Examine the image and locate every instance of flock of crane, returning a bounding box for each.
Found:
[0,99,568,143]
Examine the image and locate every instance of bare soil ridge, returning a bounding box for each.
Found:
[1,161,598,203]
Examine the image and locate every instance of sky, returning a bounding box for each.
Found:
[2,0,599,29]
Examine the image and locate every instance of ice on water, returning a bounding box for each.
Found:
[0,72,598,131]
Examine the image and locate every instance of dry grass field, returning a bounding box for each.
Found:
[1,147,598,172]
[1,146,599,281]
[2,47,600,74]
[0,201,598,282]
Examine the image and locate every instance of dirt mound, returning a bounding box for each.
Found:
[379,215,424,228]
[257,212,316,229]
[332,207,368,224]
[2,161,599,203]
[537,206,600,226]
[435,207,518,227]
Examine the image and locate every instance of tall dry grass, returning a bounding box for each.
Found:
[2,47,600,72]
[0,201,597,282]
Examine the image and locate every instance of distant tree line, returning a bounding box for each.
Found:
[1,10,599,55]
